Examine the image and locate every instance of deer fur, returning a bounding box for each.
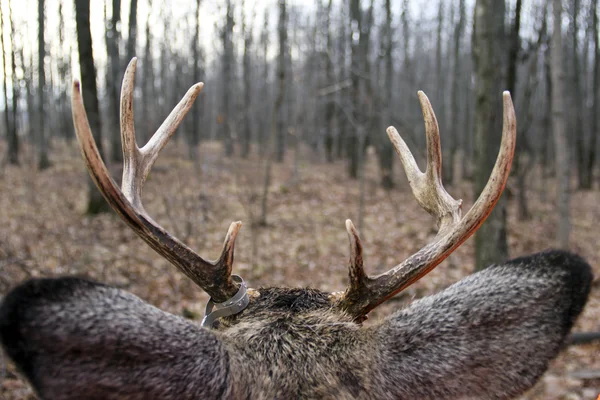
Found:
[0,249,592,399]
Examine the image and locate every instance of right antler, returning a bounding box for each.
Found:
[72,58,241,302]
[338,91,516,319]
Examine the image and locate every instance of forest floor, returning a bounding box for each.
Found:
[0,140,599,400]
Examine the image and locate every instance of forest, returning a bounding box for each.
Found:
[0,0,599,398]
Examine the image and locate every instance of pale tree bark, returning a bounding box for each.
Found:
[57,1,73,142]
[141,0,153,144]
[275,0,288,162]
[75,0,110,214]
[1,1,14,165]
[472,0,508,270]
[106,0,122,162]
[38,0,50,170]
[189,0,202,159]
[552,0,571,248]
[8,0,19,163]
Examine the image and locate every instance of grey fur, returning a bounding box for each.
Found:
[0,250,592,399]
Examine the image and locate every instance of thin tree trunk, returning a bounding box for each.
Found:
[551,0,571,247]
[190,0,202,159]
[1,2,15,165]
[75,0,110,214]
[141,0,153,144]
[38,0,50,170]
[222,0,235,157]
[472,0,508,270]
[571,0,587,189]
[126,0,138,62]
[260,0,288,225]
[378,0,394,189]
[241,0,253,158]
[107,0,122,162]
[451,0,466,186]
[275,0,288,163]
[589,0,599,187]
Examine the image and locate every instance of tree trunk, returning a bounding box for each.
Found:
[126,0,138,62]
[1,1,16,165]
[506,0,528,219]
[472,0,508,270]
[141,0,153,144]
[189,0,202,159]
[222,0,235,157]
[377,0,394,189]
[451,0,466,186]
[275,0,288,163]
[107,0,122,162]
[551,0,571,248]
[347,0,361,179]
[241,0,252,158]
[571,0,587,190]
[589,0,600,188]
[38,0,50,170]
[75,0,111,214]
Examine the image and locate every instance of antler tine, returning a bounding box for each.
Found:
[120,58,205,214]
[338,91,516,319]
[345,220,367,293]
[388,92,462,234]
[72,57,240,303]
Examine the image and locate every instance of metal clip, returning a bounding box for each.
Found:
[201,275,249,328]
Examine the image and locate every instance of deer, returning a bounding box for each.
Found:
[0,58,592,400]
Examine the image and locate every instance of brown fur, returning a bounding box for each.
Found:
[0,250,592,399]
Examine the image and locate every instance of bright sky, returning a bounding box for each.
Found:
[0,0,543,93]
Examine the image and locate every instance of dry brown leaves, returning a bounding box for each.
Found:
[0,140,599,399]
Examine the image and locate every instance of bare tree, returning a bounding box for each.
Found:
[8,0,19,164]
[450,0,466,185]
[126,0,138,63]
[189,0,202,159]
[591,0,600,188]
[241,0,253,158]
[221,0,235,157]
[472,0,508,270]
[1,0,14,165]
[38,0,50,170]
[75,0,110,214]
[571,0,587,189]
[141,0,153,144]
[106,0,122,162]
[275,0,288,163]
[378,0,394,189]
[552,0,570,247]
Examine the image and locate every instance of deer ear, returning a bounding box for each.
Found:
[372,250,592,400]
[0,277,232,400]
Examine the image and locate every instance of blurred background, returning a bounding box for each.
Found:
[0,0,599,398]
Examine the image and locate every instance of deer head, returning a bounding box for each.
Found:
[0,58,592,400]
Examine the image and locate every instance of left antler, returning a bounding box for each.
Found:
[338,91,516,318]
[72,58,242,302]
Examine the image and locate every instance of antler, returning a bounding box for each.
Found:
[339,91,516,318]
[72,58,241,302]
